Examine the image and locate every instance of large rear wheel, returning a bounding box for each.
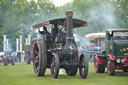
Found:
[79,54,88,79]
[33,40,47,76]
[50,53,59,79]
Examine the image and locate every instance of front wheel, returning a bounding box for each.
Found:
[50,53,59,79]
[79,54,88,79]
[107,60,115,75]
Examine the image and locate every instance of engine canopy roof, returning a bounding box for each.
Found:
[33,18,87,29]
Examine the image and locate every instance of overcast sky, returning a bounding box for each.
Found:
[50,0,73,7]
[32,0,73,7]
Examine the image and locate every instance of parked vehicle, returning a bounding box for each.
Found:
[92,29,128,75]
[3,51,15,66]
[85,32,106,62]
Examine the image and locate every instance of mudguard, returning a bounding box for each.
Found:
[108,54,116,61]
[95,54,106,64]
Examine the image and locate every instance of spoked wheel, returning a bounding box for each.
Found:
[65,68,77,76]
[94,56,105,73]
[107,60,115,75]
[79,54,88,79]
[33,40,47,76]
[50,53,59,79]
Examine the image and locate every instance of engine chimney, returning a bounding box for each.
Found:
[65,11,73,43]
[61,11,78,58]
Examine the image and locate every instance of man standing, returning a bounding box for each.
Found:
[38,26,49,39]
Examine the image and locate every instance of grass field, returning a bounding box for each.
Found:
[0,62,128,85]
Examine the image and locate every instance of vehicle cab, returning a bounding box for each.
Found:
[105,29,128,74]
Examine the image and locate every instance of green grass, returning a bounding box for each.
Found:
[0,63,128,85]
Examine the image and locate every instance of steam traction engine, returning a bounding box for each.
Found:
[31,11,88,78]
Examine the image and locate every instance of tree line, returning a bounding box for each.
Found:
[0,0,127,51]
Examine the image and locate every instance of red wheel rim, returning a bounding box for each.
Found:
[108,61,111,72]
[33,43,40,73]
[50,56,56,74]
[94,56,98,71]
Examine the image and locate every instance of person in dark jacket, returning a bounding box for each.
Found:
[38,26,49,34]
[38,26,49,39]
